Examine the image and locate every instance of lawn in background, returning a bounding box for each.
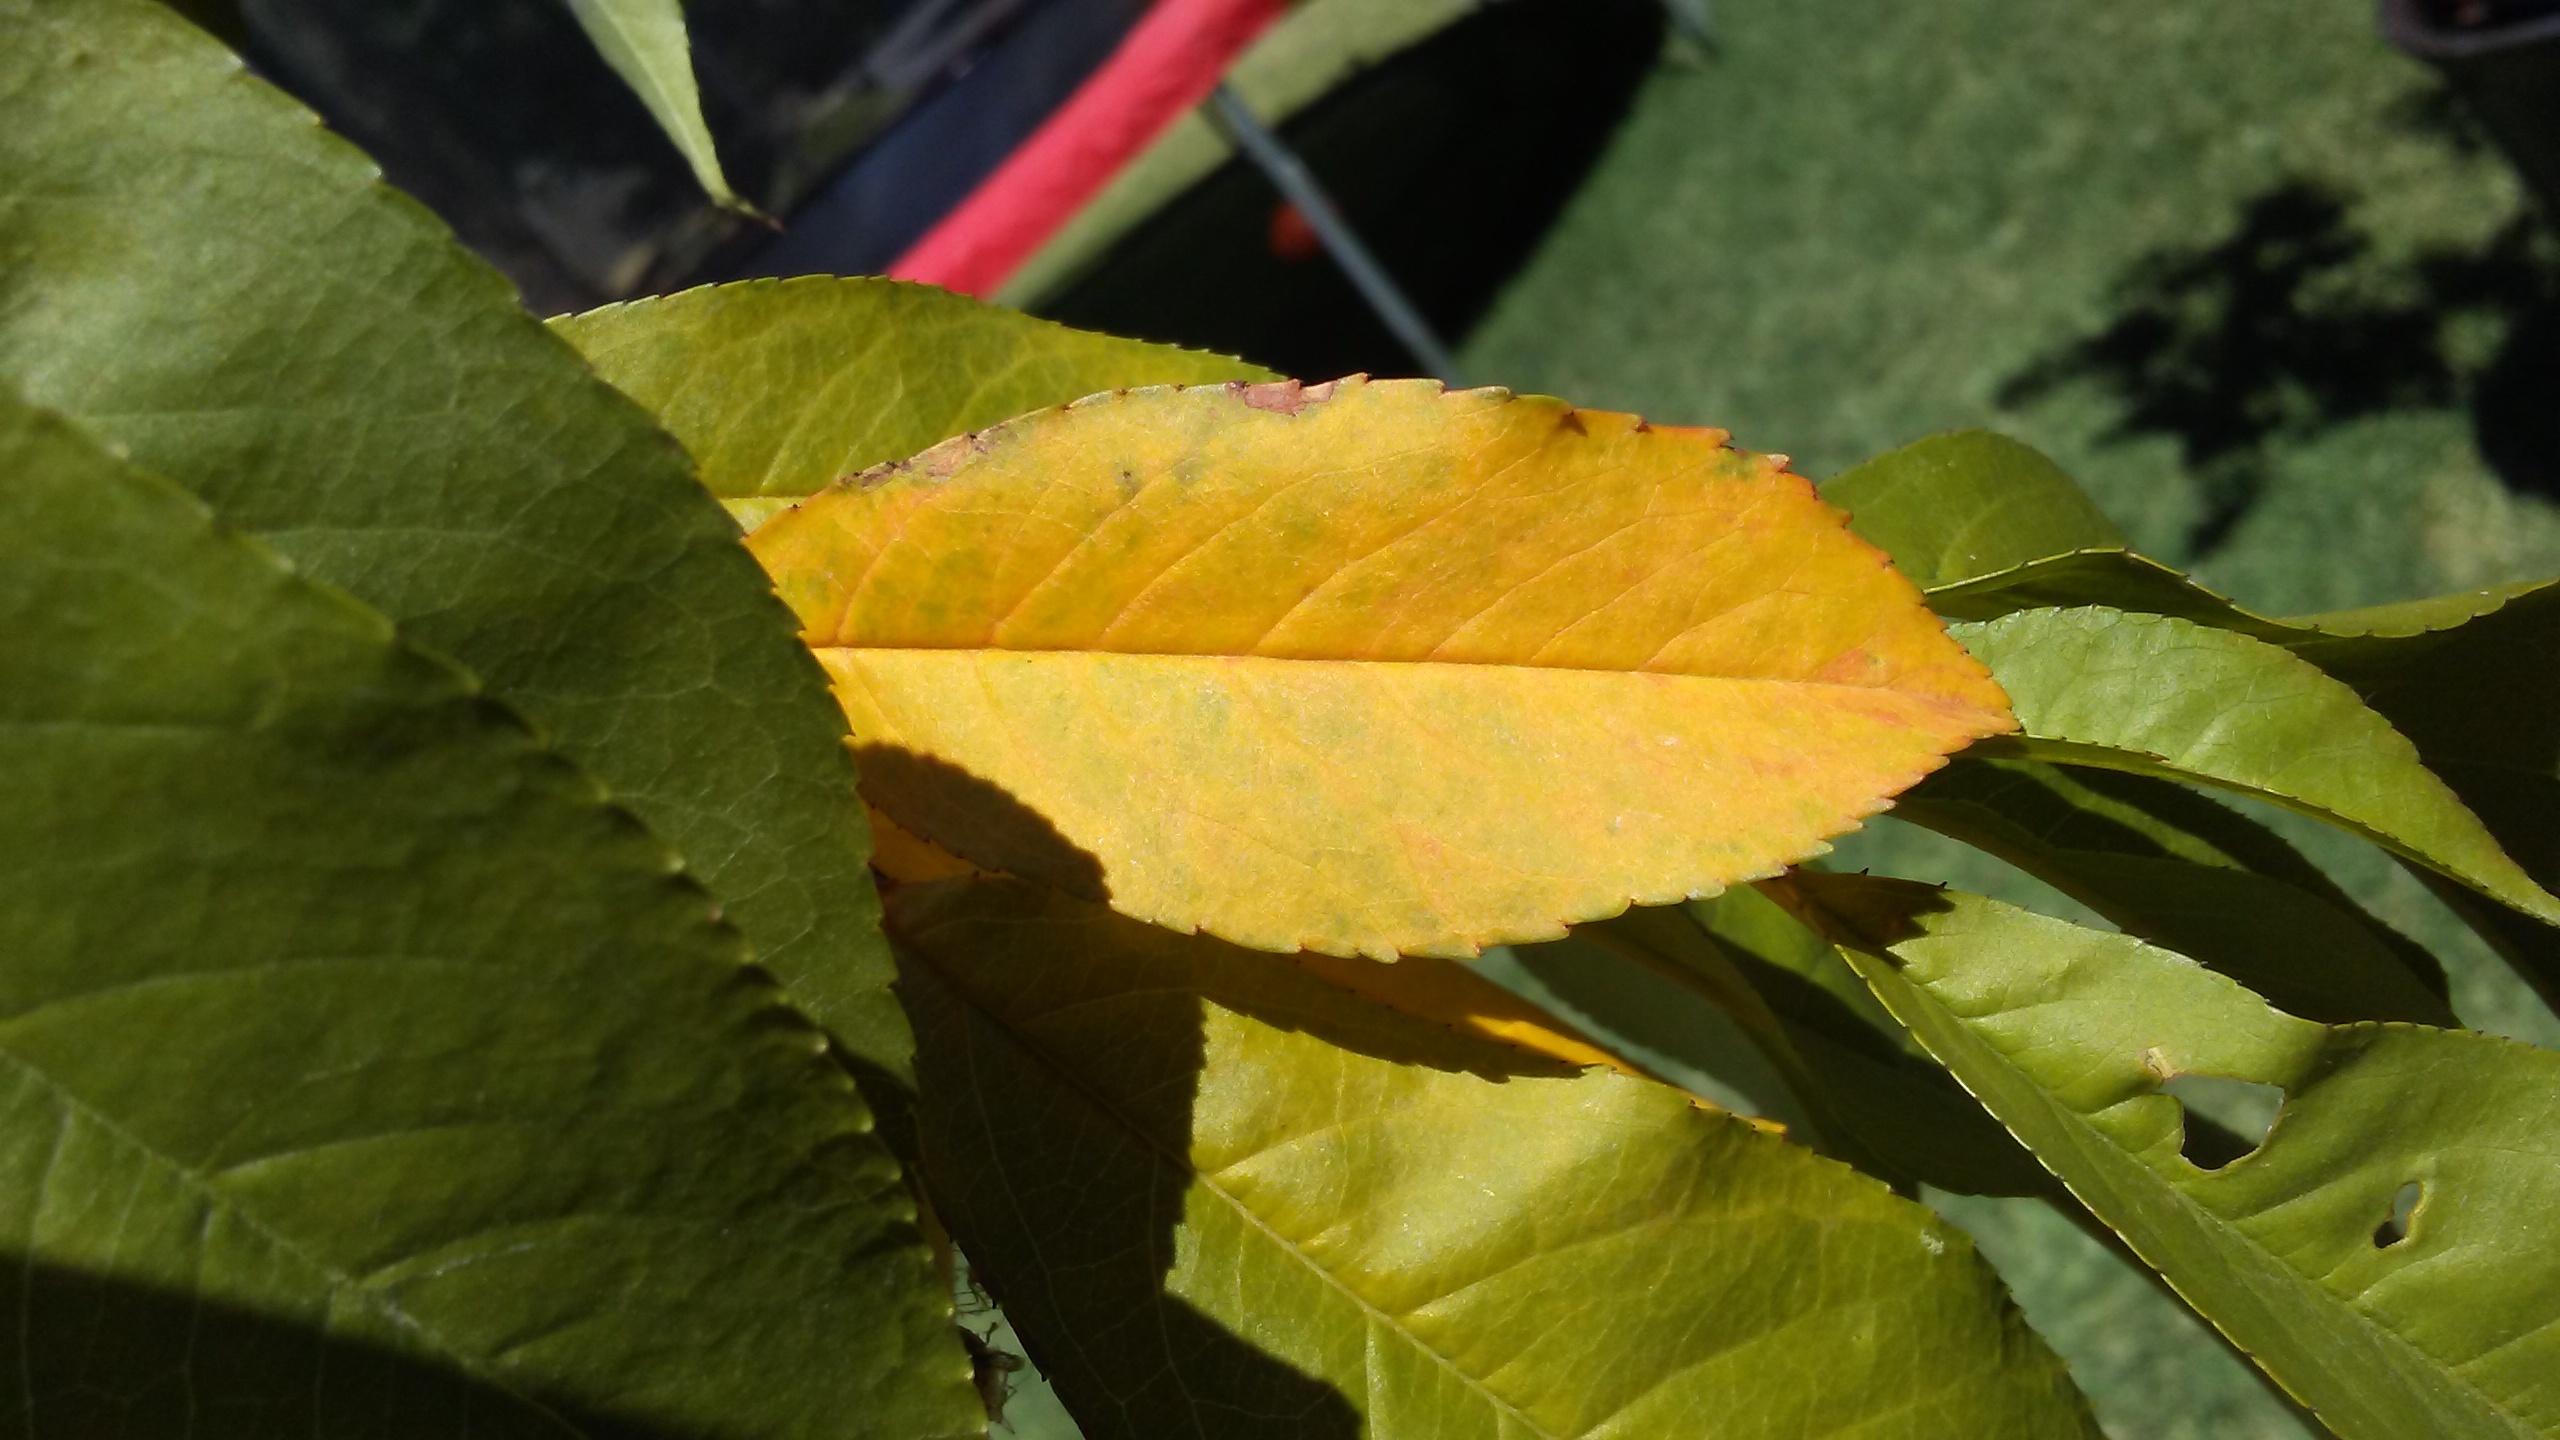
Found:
[1465,3,2559,1436]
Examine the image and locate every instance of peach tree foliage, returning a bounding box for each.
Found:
[2,4,2558,1438]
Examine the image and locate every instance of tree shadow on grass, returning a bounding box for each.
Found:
[2000,123,2560,550]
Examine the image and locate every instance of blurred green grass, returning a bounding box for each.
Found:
[1466,1,2558,606]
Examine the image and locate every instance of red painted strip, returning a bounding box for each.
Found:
[888,0,1290,297]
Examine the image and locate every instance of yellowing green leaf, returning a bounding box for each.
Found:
[0,387,976,1437]
[552,276,1273,528]
[751,377,2016,959]
[894,876,2103,1440]
[1784,873,2560,1440]
[561,0,752,213]
[1957,606,2560,928]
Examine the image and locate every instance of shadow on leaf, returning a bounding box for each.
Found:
[892,881,1363,1438]
[854,744,1109,903]
[3,1257,720,1440]
[889,878,1589,1438]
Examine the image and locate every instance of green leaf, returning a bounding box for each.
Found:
[2289,582,2558,645]
[1923,548,2540,645]
[552,276,1273,528]
[1583,897,2059,1197]
[1921,538,2560,1009]
[2296,584,2560,1008]
[1820,431,2127,588]
[1896,758,2455,1026]
[1823,432,2520,636]
[1828,428,2535,645]
[0,0,909,1083]
[560,0,754,213]
[0,388,979,1438]
[893,876,2102,1440]
[1783,872,2560,1440]
[1925,550,2306,634]
[1955,606,2560,928]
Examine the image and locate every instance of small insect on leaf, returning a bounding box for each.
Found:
[961,1327,1026,1429]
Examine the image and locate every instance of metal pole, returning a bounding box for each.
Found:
[1202,82,1467,386]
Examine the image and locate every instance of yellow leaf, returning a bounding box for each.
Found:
[864,804,993,885]
[870,802,1632,1080]
[1284,945,1786,1129]
[750,377,2013,959]
[1279,948,1627,1074]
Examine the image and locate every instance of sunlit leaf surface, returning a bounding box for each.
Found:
[0,0,909,1079]
[755,378,2015,958]
[555,276,1272,529]
[0,390,979,1439]
[1956,606,2560,927]
[1821,431,2126,589]
[1836,425,2560,1007]
[894,876,2102,1440]
[1784,873,2560,1440]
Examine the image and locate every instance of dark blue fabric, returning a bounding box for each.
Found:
[730,0,1151,280]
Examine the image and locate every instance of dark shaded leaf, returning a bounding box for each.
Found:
[1897,758,2454,1025]
[1587,895,2060,1196]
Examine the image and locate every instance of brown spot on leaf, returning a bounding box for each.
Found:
[1227,377,1347,415]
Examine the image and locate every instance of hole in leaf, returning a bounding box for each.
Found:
[2374,1181,2423,1248]
[2164,1074,2285,1170]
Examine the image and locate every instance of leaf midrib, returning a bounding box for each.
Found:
[819,645,1994,704]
